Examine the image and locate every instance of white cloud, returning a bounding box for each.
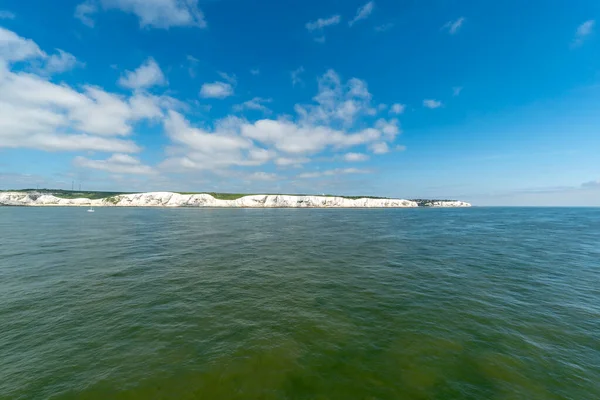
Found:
[75,1,97,27]
[0,10,16,19]
[442,17,465,34]
[423,99,442,109]
[247,171,278,181]
[298,168,369,179]
[76,0,207,29]
[390,103,405,114]
[274,157,310,167]
[344,152,369,162]
[294,69,377,127]
[241,120,385,155]
[160,111,274,171]
[200,81,234,99]
[572,20,595,47]
[369,142,389,154]
[119,58,166,90]
[306,15,341,31]
[374,23,393,32]
[0,27,45,62]
[349,1,375,27]
[217,71,237,85]
[452,86,463,96]
[0,27,80,75]
[162,71,403,172]
[74,153,155,174]
[44,50,80,75]
[250,68,260,75]
[291,66,304,86]
[314,36,326,44]
[0,27,168,153]
[233,97,272,113]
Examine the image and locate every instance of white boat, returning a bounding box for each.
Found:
[87,205,94,213]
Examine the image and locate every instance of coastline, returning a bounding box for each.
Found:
[0,191,472,208]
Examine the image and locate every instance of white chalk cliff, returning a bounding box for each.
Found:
[0,192,471,208]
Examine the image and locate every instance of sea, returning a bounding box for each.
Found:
[0,207,599,399]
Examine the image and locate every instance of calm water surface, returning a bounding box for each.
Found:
[1,207,599,399]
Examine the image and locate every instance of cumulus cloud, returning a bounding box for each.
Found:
[233,97,272,114]
[162,70,403,173]
[75,0,207,29]
[423,99,442,109]
[200,81,234,99]
[572,20,595,47]
[369,142,389,154]
[442,17,465,34]
[0,27,168,153]
[349,1,374,27]
[0,27,46,62]
[119,58,166,90]
[160,110,272,171]
[44,50,80,75]
[344,152,369,162]
[74,153,155,174]
[298,168,369,179]
[306,15,341,31]
[390,103,405,115]
[0,27,79,75]
[0,10,16,19]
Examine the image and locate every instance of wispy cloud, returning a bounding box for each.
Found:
[75,0,207,29]
[250,68,260,75]
[423,99,442,109]
[306,15,341,31]
[74,154,155,175]
[186,55,199,77]
[452,86,463,96]
[233,97,272,114]
[442,17,465,35]
[200,81,234,99]
[572,20,595,47]
[298,168,369,179]
[291,66,304,86]
[247,172,279,181]
[374,23,393,32]
[0,10,16,19]
[349,1,375,27]
[74,1,97,27]
[218,71,237,85]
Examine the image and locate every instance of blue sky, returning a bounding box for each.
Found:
[0,0,599,205]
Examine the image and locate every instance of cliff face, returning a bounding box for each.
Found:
[0,192,471,208]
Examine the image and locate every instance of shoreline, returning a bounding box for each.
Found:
[0,191,472,208]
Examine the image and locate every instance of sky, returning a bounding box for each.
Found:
[0,0,599,206]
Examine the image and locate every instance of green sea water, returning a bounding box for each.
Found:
[1,207,599,399]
